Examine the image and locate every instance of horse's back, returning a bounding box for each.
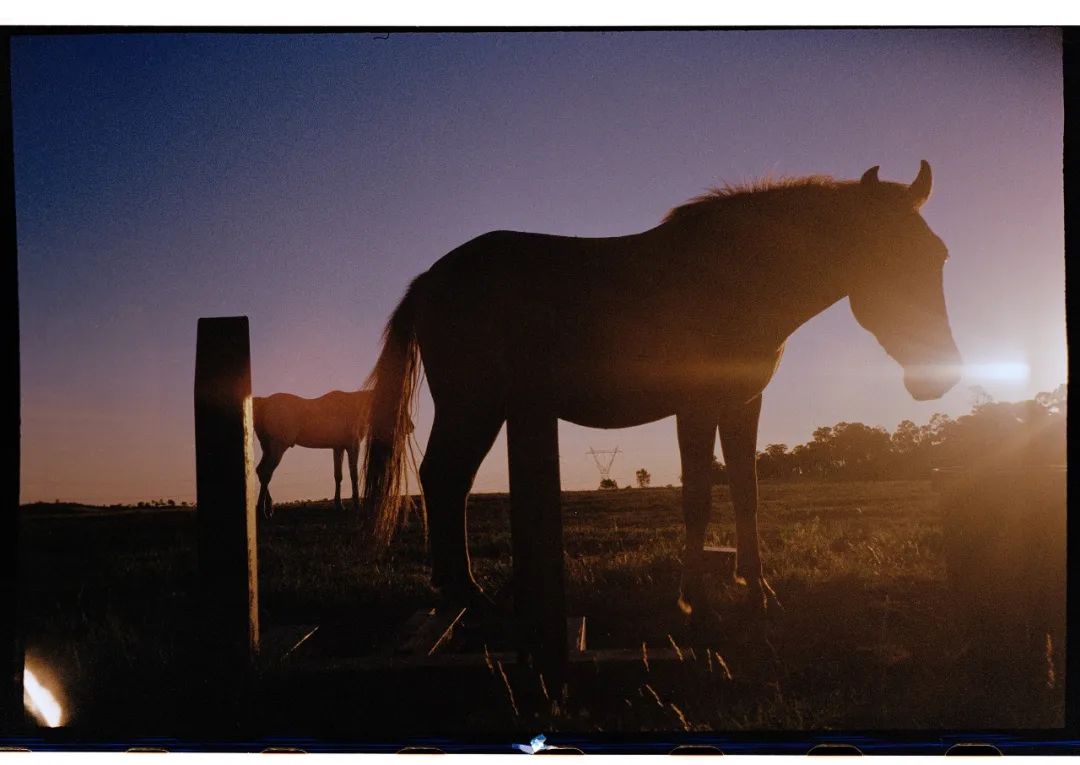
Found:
[414,227,784,423]
[429,229,629,285]
[293,390,370,449]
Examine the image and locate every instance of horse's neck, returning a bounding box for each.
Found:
[679,210,856,347]
[763,237,853,340]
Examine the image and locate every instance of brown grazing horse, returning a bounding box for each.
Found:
[253,390,372,516]
[361,161,961,615]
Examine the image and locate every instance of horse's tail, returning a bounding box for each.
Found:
[362,275,425,546]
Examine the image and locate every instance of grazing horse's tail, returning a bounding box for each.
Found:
[362,276,425,546]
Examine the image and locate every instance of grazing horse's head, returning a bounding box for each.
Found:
[846,161,962,401]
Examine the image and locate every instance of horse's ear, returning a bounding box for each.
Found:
[908,159,932,209]
[860,166,880,186]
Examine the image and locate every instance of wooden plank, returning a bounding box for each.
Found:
[507,405,567,686]
[395,607,467,657]
[702,545,737,576]
[194,317,259,671]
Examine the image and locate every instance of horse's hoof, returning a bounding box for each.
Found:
[678,575,707,618]
[735,576,783,618]
[677,589,718,626]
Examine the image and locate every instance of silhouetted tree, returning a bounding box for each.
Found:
[890,418,930,477]
[757,443,796,481]
[790,443,812,477]
[599,478,618,490]
[709,456,728,485]
[635,468,651,488]
[1035,383,1067,415]
[830,422,891,479]
[934,391,1066,468]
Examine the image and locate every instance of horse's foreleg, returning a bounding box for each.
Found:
[719,394,778,613]
[346,443,360,513]
[333,447,345,511]
[675,407,719,618]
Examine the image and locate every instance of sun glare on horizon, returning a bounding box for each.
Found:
[964,361,1032,384]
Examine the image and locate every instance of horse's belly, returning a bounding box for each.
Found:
[550,359,777,429]
[295,424,357,449]
[556,390,677,429]
[294,437,341,450]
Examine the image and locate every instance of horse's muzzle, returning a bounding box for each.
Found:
[903,362,962,401]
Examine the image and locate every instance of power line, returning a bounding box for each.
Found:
[586,446,621,481]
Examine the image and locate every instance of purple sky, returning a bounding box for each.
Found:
[14,29,1065,504]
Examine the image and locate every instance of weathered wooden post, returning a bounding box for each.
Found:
[507,402,568,690]
[194,317,260,676]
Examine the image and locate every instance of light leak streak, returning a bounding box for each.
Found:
[964,362,1031,383]
[23,667,64,727]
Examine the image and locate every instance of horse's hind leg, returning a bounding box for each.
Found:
[676,406,720,618]
[719,394,779,613]
[256,441,287,517]
[333,447,345,511]
[346,442,360,513]
[420,400,504,603]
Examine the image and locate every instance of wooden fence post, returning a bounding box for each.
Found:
[194,317,259,675]
[507,404,568,689]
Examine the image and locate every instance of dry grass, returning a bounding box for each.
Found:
[19,480,1064,736]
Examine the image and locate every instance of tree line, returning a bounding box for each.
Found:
[633,384,1066,487]
[718,384,1067,482]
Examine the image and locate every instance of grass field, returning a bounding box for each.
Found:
[19,480,1064,739]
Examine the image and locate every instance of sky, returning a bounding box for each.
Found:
[13,29,1066,504]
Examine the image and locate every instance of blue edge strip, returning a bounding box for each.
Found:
[4,732,1080,754]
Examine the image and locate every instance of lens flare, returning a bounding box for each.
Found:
[23,667,64,727]
[965,362,1031,383]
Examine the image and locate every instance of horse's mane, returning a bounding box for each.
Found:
[662,174,851,224]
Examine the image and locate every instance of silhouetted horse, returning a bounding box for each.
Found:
[361,161,961,615]
[254,390,372,517]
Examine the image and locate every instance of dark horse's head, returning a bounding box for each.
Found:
[847,161,962,401]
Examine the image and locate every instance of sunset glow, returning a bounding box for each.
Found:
[13,29,1064,500]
